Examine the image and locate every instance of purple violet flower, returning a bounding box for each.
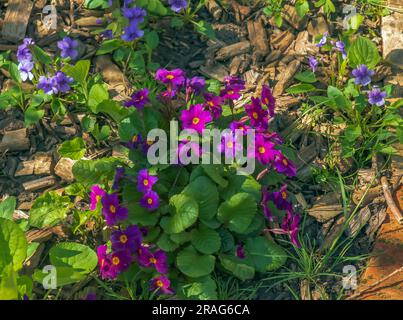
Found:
[368,88,387,106]
[352,64,375,86]
[18,60,34,82]
[16,38,34,62]
[57,37,79,59]
[168,0,188,12]
[335,41,347,59]
[121,21,144,41]
[122,6,147,24]
[316,32,328,47]
[308,56,318,73]
[53,71,73,93]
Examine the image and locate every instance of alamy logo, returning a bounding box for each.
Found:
[342,265,357,290]
[42,4,58,30]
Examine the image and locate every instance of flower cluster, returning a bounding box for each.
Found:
[261,185,300,247]
[37,71,73,95]
[17,38,34,82]
[352,64,387,106]
[121,2,147,41]
[57,37,79,59]
[137,169,159,211]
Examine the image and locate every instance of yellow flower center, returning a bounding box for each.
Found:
[132,135,138,142]
[228,90,233,95]
[147,198,153,205]
[112,256,120,265]
[258,146,266,154]
[252,112,258,119]
[147,140,154,146]
[96,195,101,202]
[192,117,200,125]
[282,159,288,166]
[149,257,157,264]
[166,74,174,80]
[110,205,116,213]
[208,101,214,107]
[282,191,287,200]
[120,234,128,244]
[101,258,105,268]
[265,97,269,105]
[227,142,233,148]
[143,179,149,186]
[156,280,164,287]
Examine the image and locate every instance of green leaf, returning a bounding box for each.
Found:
[217,193,257,234]
[32,45,52,65]
[294,71,317,83]
[161,194,198,234]
[286,83,316,94]
[295,0,309,18]
[343,125,362,142]
[220,175,261,202]
[8,62,21,83]
[0,264,18,299]
[219,254,255,281]
[84,0,110,9]
[24,106,45,126]
[156,233,179,252]
[96,100,129,122]
[136,0,168,15]
[29,192,71,228]
[72,157,122,185]
[181,276,217,300]
[348,36,381,69]
[327,85,351,109]
[49,242,97,275]
[62,60,90,85]
[96,39,120,55]
[193,21,216,39]
[245,236,287,272]
[145,31,159,50]
[0,218,27,271]
[58,137,86,160]
[176,246,215,278]
[191,226,221,254]
[218,228,235,253]
[182,176,218,220]
[0,197,16,220]
[201,164,228,188]
[88,84,109,112]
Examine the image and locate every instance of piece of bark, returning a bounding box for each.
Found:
[0,128,30,152]
[75,17,102,27]
[215,41,251,61]
[271,30,295,53]
[308,192,343,222]
[381,12,403,69]
[307,15,329,39]
[244,69,262,85]
[347,206,372,237]
[295,142,317,169]
[22,176,56,191]
[54,158,76,182]
[33,153,53,175]
[15,160,35,176]
[273,60,300,96]
[366,207,387,242]
[229,55,243,75]
[276,96,300,109]
[283,4,307,30]
[352,185,383,206]
[1,0,34,42]
[265,50,282,64]
[17,202,33,211]
[94,55,129,101]
[23,243,45,275]
[206,0,222,20]
[293,31,317,56]
[199,63,228,81]
[321,216,346,251]
[247,20,269,56]
[231,2,251,22]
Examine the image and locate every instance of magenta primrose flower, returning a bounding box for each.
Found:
[245,97,269,130]
[220,84,243,100]
[124,88,149,109]
[223,75,245,88]
[254,134,277,165]
[156,68,185,87]
[150,276,174,295]
[180,104,212,134]
[281,211,301,247]
[273,153,297,177]
[187,76,205,96]
[235,245,246,259]
[229,120,252,136]
[218,131,243,159]
[111,225,142,253]
[137,169,158,193]
[138,247,168,274]
[139,190,159,211]
[261,186,273,221]
[124,133,142,150]
[97,245,132,280]
[101,193,128,226]
[89,185,106,210]
[271,184,292,211]
[203,93,223,119]
[261,85,275,117]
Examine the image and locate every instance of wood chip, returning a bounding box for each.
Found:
[283,4,307,30]
[347,206,372,237]
[199,63,228,81]
[206,0,222,20]
[22,176,56,191]
[1,0,34,42]
[0,128,30,152]
[215,41,251,61]
[247,20,269,56]
[308,192,343,222]
[273,59,300,96]
[271,30,295,53]
[54,158,76,182]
